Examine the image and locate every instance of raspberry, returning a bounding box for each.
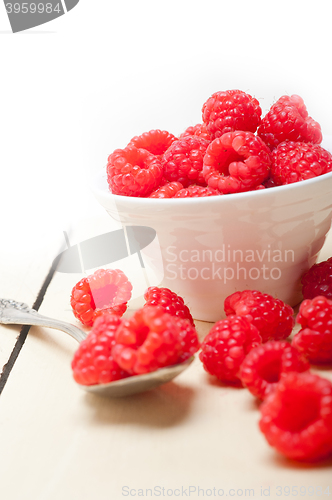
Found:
[174,185,220,198]
[239,341,309,400]
[270,141,332,185]
[257,95,322,151]
[161,136,209,187]
[149,181,183,198]
[128,129,177,157]
[202,90,262,139]
[71,314,129,385]
[301,257,332,300]
[179,123,211,141]
[144,286,194,325]
[112,306,200,375]
[202,131,271,194]
[224,290,294,343]
[259,372,332,461]
[292,296,332,363]
[107,146,163,197]
[199,315,261,383]
[70,269,132,327]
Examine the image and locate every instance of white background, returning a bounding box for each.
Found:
[1,0,332,257]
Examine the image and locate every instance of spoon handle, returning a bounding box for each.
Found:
[0,298,86,343]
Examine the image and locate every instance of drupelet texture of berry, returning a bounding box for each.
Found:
[70,269,132,327]
[112,306,199,375]
[161,136,209,187]
[270,141,332,185]
[149,181,183,198]
[259,372,332,461]
[107,145,163,197]
[239,341,310,400]
[202,131,271,194]
[128,129,178,157]
[174,185,220,198]
[224,290,294,343]
[202,90,262,139]
[144,287,194,325]
[199,315,261,383]
[179,123,211,141]
[292,296,332,363]
[71,314,129,385]
[301,257,332,300]
[257,94,322,151]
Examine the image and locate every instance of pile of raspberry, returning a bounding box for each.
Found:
[106,90,332,198]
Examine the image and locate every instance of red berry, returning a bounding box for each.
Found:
[70,269,132,327]
[202,90,262,139]
[257,94,322,151]
[174,185,220,198]
[224,290,294,343]
[239,341,310,400]
[199,315,261,383]
[301,257,332,300]
[128,129,177,157]
[179,123,211,141]
[259,372,332,461]
[144,286,194,325]
[161,136,209,187]
[202,131,271,194]
[292,296,332,363]
[107,146,163,197]
[71,314,129,385]
[112,306,199,375]
[149,181,183,198]
[270,141,332,185]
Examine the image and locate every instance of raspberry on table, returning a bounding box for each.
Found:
[202,90,262,140]
[149,181,183,198]
[112,306,200,375]
[199,315,261,383]
[174,185,220,198]
[70,269,132,327]
[144,286,194,325]
[301,257,332,300]
[107,145,163,197]
[71,314,129,385]
[259,372,332,461]
[292,296,332,364]
[224,290,294,343]
[179,123,211,141]
[128,129,178,157]
[239,341,310,400]
[257,94,322,151]
[202,131,271,194]
[161,135,210,187]
[270,141,332,185]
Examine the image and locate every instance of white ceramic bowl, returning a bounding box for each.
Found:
[91,137,332,322]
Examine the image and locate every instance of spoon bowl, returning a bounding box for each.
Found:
[0,298,194,397]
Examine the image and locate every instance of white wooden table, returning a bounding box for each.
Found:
[0,186,331,500]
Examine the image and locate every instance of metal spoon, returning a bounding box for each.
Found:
[0,298,194,397]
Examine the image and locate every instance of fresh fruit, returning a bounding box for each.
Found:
[149,181,183,198]
[224,290,294,342]
[301,257,332,300]
[179,123,211,141]
[259,372,332,461]
[239,341,309,400]
[161,135,209,187]
[257,95,322,151]
[71,314,129,385]
[202,89,262,139]
[270,141,332,185]
[70,269,132,327]
[202,131,271,194]
[199,315,261,383]
[128,129,177,157]
[144,286,194,325]
[292,296,332,363]
[112,306,199,375]
[174,185,220,198]
[107,145,163,197]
